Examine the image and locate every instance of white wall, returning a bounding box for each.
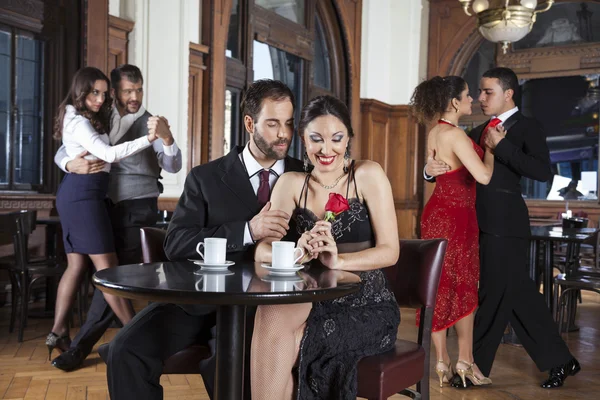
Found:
[360,0,429,105]
[113,0,201,198]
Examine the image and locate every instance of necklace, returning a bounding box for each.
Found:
[312,172,346,189]
[439,118,459,128]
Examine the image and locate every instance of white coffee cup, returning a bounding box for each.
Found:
[196,238,227,265]
[195,274,226,292]
[271,280,296,292]
[271,241,304,268]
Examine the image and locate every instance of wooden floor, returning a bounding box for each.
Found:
[0,292,598,400]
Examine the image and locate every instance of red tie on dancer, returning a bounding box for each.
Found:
[257,169,271,208]
[479,117,502,147]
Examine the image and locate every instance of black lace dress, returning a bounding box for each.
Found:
[291,165,401,400]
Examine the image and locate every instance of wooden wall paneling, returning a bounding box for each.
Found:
[360,100,422,239]
[188,43,209,171]
[84,0,109,74]
[203,0,233,162]
[107,15,134,72]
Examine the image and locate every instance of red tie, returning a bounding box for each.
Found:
[480,117,502,147]
[257,169,271,208]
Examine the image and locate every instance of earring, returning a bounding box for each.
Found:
[343,148,351,173]
[303,151,309,172]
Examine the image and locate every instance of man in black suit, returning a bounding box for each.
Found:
[103,79,304,400]
[425,68,579,388]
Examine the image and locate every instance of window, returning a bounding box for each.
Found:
[521,75,599,201]
[222,0,348,160]
[255,0,305,24]
[313,13,331,91]
[0,25,44,191]
[253,40,304,156]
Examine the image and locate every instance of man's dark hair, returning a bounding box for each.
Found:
[241,79,295,121]
[110,64,144,91]
[482,67,520,99]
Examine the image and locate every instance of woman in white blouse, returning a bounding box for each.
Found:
[46,67,158,358]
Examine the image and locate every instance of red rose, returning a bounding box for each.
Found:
[324,193,350,222]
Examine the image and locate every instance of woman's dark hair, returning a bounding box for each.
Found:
[110,64,144,91]
[298,95,354,150]
[241,79,295,121]
[409,76,467,124]
[53,67,112,140]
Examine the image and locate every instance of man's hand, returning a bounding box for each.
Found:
[425,149,450,177]
[484,124,506,150]
[65,151,106,174]
[148,116,174,146]
[249,202,290,242]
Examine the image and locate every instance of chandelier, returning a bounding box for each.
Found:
[459,0,555,53]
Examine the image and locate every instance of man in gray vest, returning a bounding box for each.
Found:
[52,64,182,371]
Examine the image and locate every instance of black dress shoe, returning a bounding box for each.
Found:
[51,348,84,372]
[541,358,581,388]
[450,373,473,389]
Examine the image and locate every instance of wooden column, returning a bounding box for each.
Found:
[189,43,210,170]
[108,15,134,72]
[84,0,109,74]
[203,0,233,161]
[333,0,363,159]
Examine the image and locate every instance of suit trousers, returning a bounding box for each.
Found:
[70,197,158,356]
[473,233,573,376]
[105,303,216,400]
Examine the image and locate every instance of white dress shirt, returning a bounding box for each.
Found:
[61,105,152,173]
[58,106,180,173]
[239,143,286,245]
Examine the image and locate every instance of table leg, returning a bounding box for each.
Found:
[543,240,553,309]
[215,305,246,400]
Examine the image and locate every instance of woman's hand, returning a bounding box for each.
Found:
[296,231,318,264]
[308,221,340,269]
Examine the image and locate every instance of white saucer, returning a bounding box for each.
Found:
[261,263,304,275]
[194,269,235,276]
[261,274,303,283]
[188,259,235,269]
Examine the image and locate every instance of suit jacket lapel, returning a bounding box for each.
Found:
[220,146,258,212]
[502,112,521,139]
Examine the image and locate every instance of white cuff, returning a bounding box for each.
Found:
[243,222,255,246]
[423,166,432,180]
[61,157,72,173]
[163,141,179,156]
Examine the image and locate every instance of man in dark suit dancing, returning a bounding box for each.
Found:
[425,67,579,388]
[103,79,304,399]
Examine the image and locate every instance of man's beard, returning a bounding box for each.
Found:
[253,127,290,160]
[116,97,140,114]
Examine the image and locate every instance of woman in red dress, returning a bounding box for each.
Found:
[410,76,502,388]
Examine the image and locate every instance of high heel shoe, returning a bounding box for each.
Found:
[455,360,492,388]
[45,332,71,361]
[435,360,453,387]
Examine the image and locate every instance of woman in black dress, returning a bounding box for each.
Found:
[252,95,401,399]
[47,67,157,357]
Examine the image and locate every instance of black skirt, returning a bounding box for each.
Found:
[56,172,115,254]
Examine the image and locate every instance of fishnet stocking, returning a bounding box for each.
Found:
[251,303,312,400]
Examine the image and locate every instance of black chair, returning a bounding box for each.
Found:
[0,211,65,342]
[356,239,447,400]
[139,227,211,374]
